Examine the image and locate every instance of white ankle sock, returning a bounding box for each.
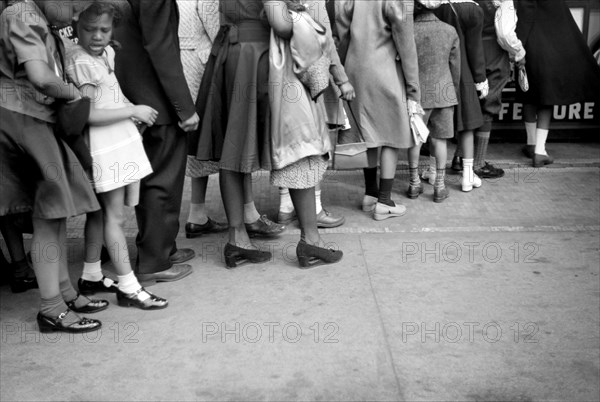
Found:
[81,261,102,282]
[525,122,537,145]
[188,203,208,225]
[279,188,294,213]
[315,190,323,215]
[117,271,143,295]
[243,202,260,224]
[462,158,474,181]
[534,128,549,155]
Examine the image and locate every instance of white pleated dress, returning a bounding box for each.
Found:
[65,45,152,195]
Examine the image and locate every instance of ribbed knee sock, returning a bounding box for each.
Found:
[378,178,395,206]
[363,167,378,197]
[435,169,446,189]
[474,132,490,169]
[409,167,420,186]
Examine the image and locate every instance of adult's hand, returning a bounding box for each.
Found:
[178,112,200,132]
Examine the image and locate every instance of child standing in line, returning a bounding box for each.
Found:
[408,0,460,203]
[65,2,167,310]
[1,0,106,333]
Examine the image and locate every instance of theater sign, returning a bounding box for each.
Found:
[495,0,600,132]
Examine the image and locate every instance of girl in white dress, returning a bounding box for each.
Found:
[65,2,167,310]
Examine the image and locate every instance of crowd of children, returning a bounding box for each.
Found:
[1,0,599,334]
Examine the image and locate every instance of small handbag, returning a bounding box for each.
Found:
[332,102,376,170]
[517,64,529,92]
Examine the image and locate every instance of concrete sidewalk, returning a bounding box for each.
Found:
[1,142,599,401]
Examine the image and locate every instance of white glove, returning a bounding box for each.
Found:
[475,79,489,99]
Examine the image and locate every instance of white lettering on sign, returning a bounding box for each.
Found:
[497,102,596,121]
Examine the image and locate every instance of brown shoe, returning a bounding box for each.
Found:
[406,183,424,199]
[185,218,228,238]
[137,264,193,285]
[169,248,195,264]
[245,215,285,237]
[433,186,449,203]
[316,209,345,228]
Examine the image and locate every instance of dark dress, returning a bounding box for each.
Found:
[191,0,272,173]
[515,0,600,105]
[434,1,486,132]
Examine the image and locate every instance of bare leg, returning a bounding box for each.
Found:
[431,137,447,168]
[99,187,133,276]
[31,218,62,300]
[379,146,399,179]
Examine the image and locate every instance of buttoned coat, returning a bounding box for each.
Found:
[336,0,420,149]
[114,0,196,125]
[414,12,460,110]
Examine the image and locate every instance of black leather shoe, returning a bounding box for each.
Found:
[37,310,102,333]
[296,240,343,268]
[406,183,424,199]
[9,274,38,293]
[8,260,38,293]
[522,145,535,159]
[136,264,193,284]
[185,218,228,238]
[224,243,271,269]
[316,209,345,228]
[474,162,505,179]
[66,295,109,314]
[245,215,285,237]
[78,276,118,295]
[117,287,168,310]
[169,248,195,264]
[451,156,463,172]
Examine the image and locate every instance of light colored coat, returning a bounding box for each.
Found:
[336,0,420,149]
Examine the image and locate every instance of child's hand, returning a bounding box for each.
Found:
[339,82,355,101]
[132,105,158,126]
